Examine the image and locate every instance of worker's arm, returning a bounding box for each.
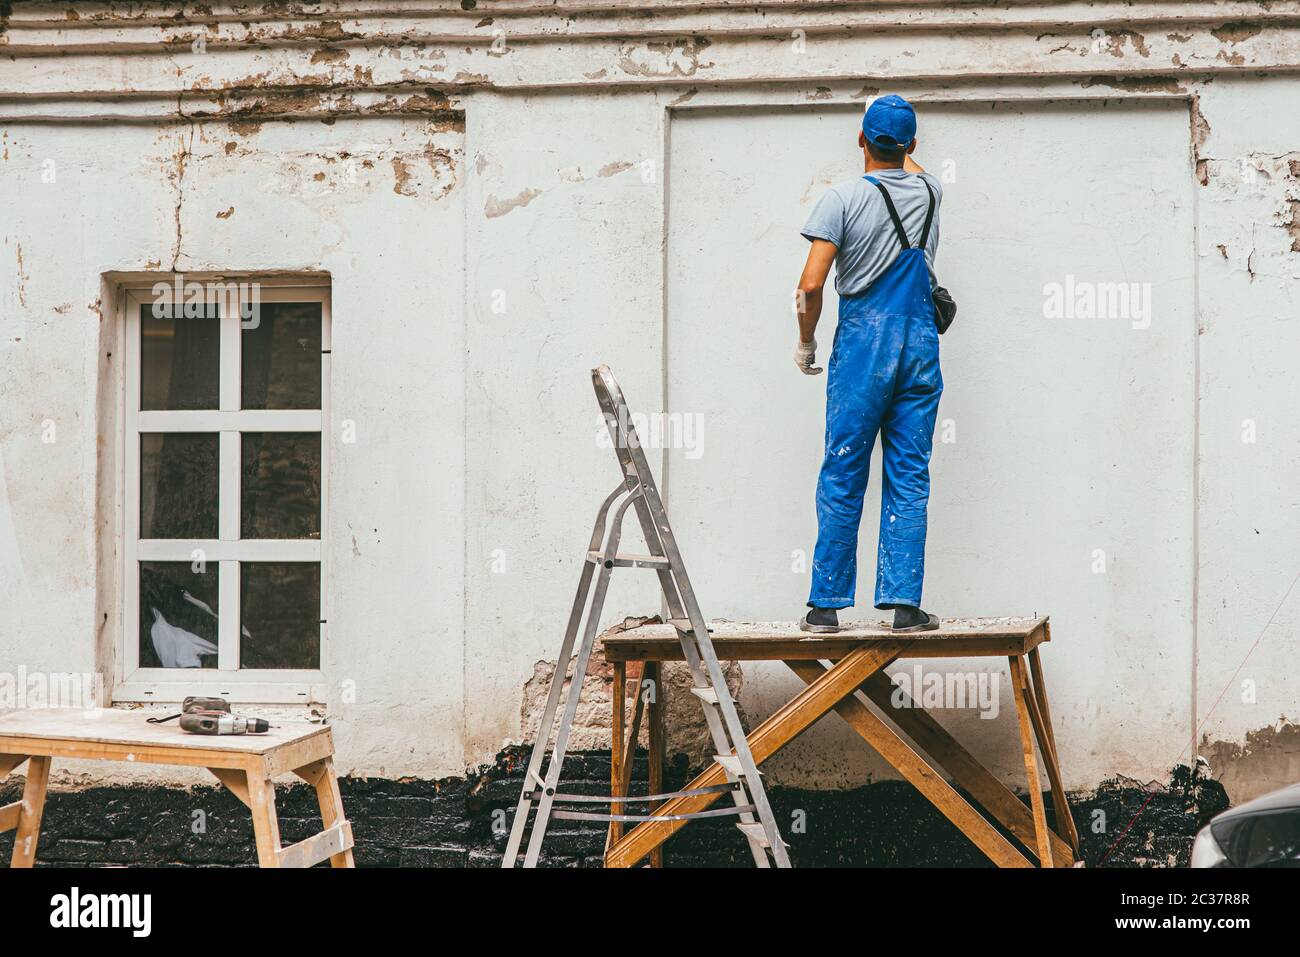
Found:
[794,239,837,375]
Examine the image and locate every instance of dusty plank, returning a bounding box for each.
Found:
[604,617,1048,662]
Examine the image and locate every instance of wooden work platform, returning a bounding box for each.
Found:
[603,616,1049,661]
[602,616,1080,869]
[0,708,354,868]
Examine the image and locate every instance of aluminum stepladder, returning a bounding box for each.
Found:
[502,366,790,868]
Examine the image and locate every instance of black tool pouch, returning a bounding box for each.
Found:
[932,285,956,334]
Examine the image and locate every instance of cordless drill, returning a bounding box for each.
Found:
[173,696,270,735]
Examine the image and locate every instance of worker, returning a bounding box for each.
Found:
[794,94,943,635]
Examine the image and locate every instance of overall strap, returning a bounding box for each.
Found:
[918,179,936,249]
[864,175,910,249]
[864,174,937,250]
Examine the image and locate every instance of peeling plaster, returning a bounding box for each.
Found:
[1211,22,1264,45]
[1203,720,1300,803]
[13,243,27,308]
[617,37,712,79]
[484,186,542,219]
[597,160,633,178]
[1104,29,1151,58]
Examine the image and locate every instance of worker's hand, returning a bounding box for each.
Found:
[794,337,823,375]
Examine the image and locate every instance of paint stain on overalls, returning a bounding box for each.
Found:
[809,175,942,610]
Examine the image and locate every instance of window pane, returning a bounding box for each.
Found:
[241,301,322,410]
[140,433,219,539]
[240,563,320,669]
[241,432,321,539]
[139,562,219,669]
[140,302,220,410]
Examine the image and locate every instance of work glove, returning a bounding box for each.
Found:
[794,337,823,375]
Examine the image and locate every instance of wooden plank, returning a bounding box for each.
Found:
[246,763,283,868]
[1009,656,1054,867]
[646,660,664,870]
[308,756,355,867]
[1017,659,1075,865]
[11,754,51,868]
[858,671,1073,866]
[1029,644,1081,855]
[0,736,260,771]
[608,658,625,849]
[209,767,251,808]
[293,761,327,787]
[0,753,29,778]
[263,728,334,777]
[788,660,1032,868]
[605,641,906,868]
[603,618,1048,663]
[277,822,353,869]
[0,708,329,756]
[0,800,21,833]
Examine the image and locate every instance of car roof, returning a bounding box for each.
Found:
[1216,781,1300,821]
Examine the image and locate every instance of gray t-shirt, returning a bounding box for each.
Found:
[801,168,942,297]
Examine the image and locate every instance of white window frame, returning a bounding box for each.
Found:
[116,281,330,704]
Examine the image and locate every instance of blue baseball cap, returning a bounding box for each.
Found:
[863,94,916,151]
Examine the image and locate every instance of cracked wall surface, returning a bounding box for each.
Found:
[0,3,1297,802]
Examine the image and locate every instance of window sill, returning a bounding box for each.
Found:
[114,670,327,706]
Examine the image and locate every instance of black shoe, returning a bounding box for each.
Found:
[800,606,840,634]
[890,605,940,633]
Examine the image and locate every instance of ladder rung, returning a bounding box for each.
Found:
[690,686,719,705]
[554,804,756,824]
[587,551,671,569]
[714,754,759,777]
[736,821,788,849]
[666,617,712,634]
[551,783,739,803]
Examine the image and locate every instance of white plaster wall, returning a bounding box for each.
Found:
[462,90,668,761]
[0,3,1296,797]
[0,116,467,781]
[1192,77,1300,801]
[667,99,1197,789]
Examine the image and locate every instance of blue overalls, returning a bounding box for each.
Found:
[809,176,942,610]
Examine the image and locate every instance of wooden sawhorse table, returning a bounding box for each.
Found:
[0,707,354,868]
[604,616,1080,868]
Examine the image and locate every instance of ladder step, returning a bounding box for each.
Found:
[586,551,671,569]
[714,754,760,777]
[554,804,756,824]
[667,618,713,634]
[689,686,719,705]
[736,821,788,849]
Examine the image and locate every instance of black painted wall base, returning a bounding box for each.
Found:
[0,747,1227,868]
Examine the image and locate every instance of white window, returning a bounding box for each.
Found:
[117,281,330,704]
